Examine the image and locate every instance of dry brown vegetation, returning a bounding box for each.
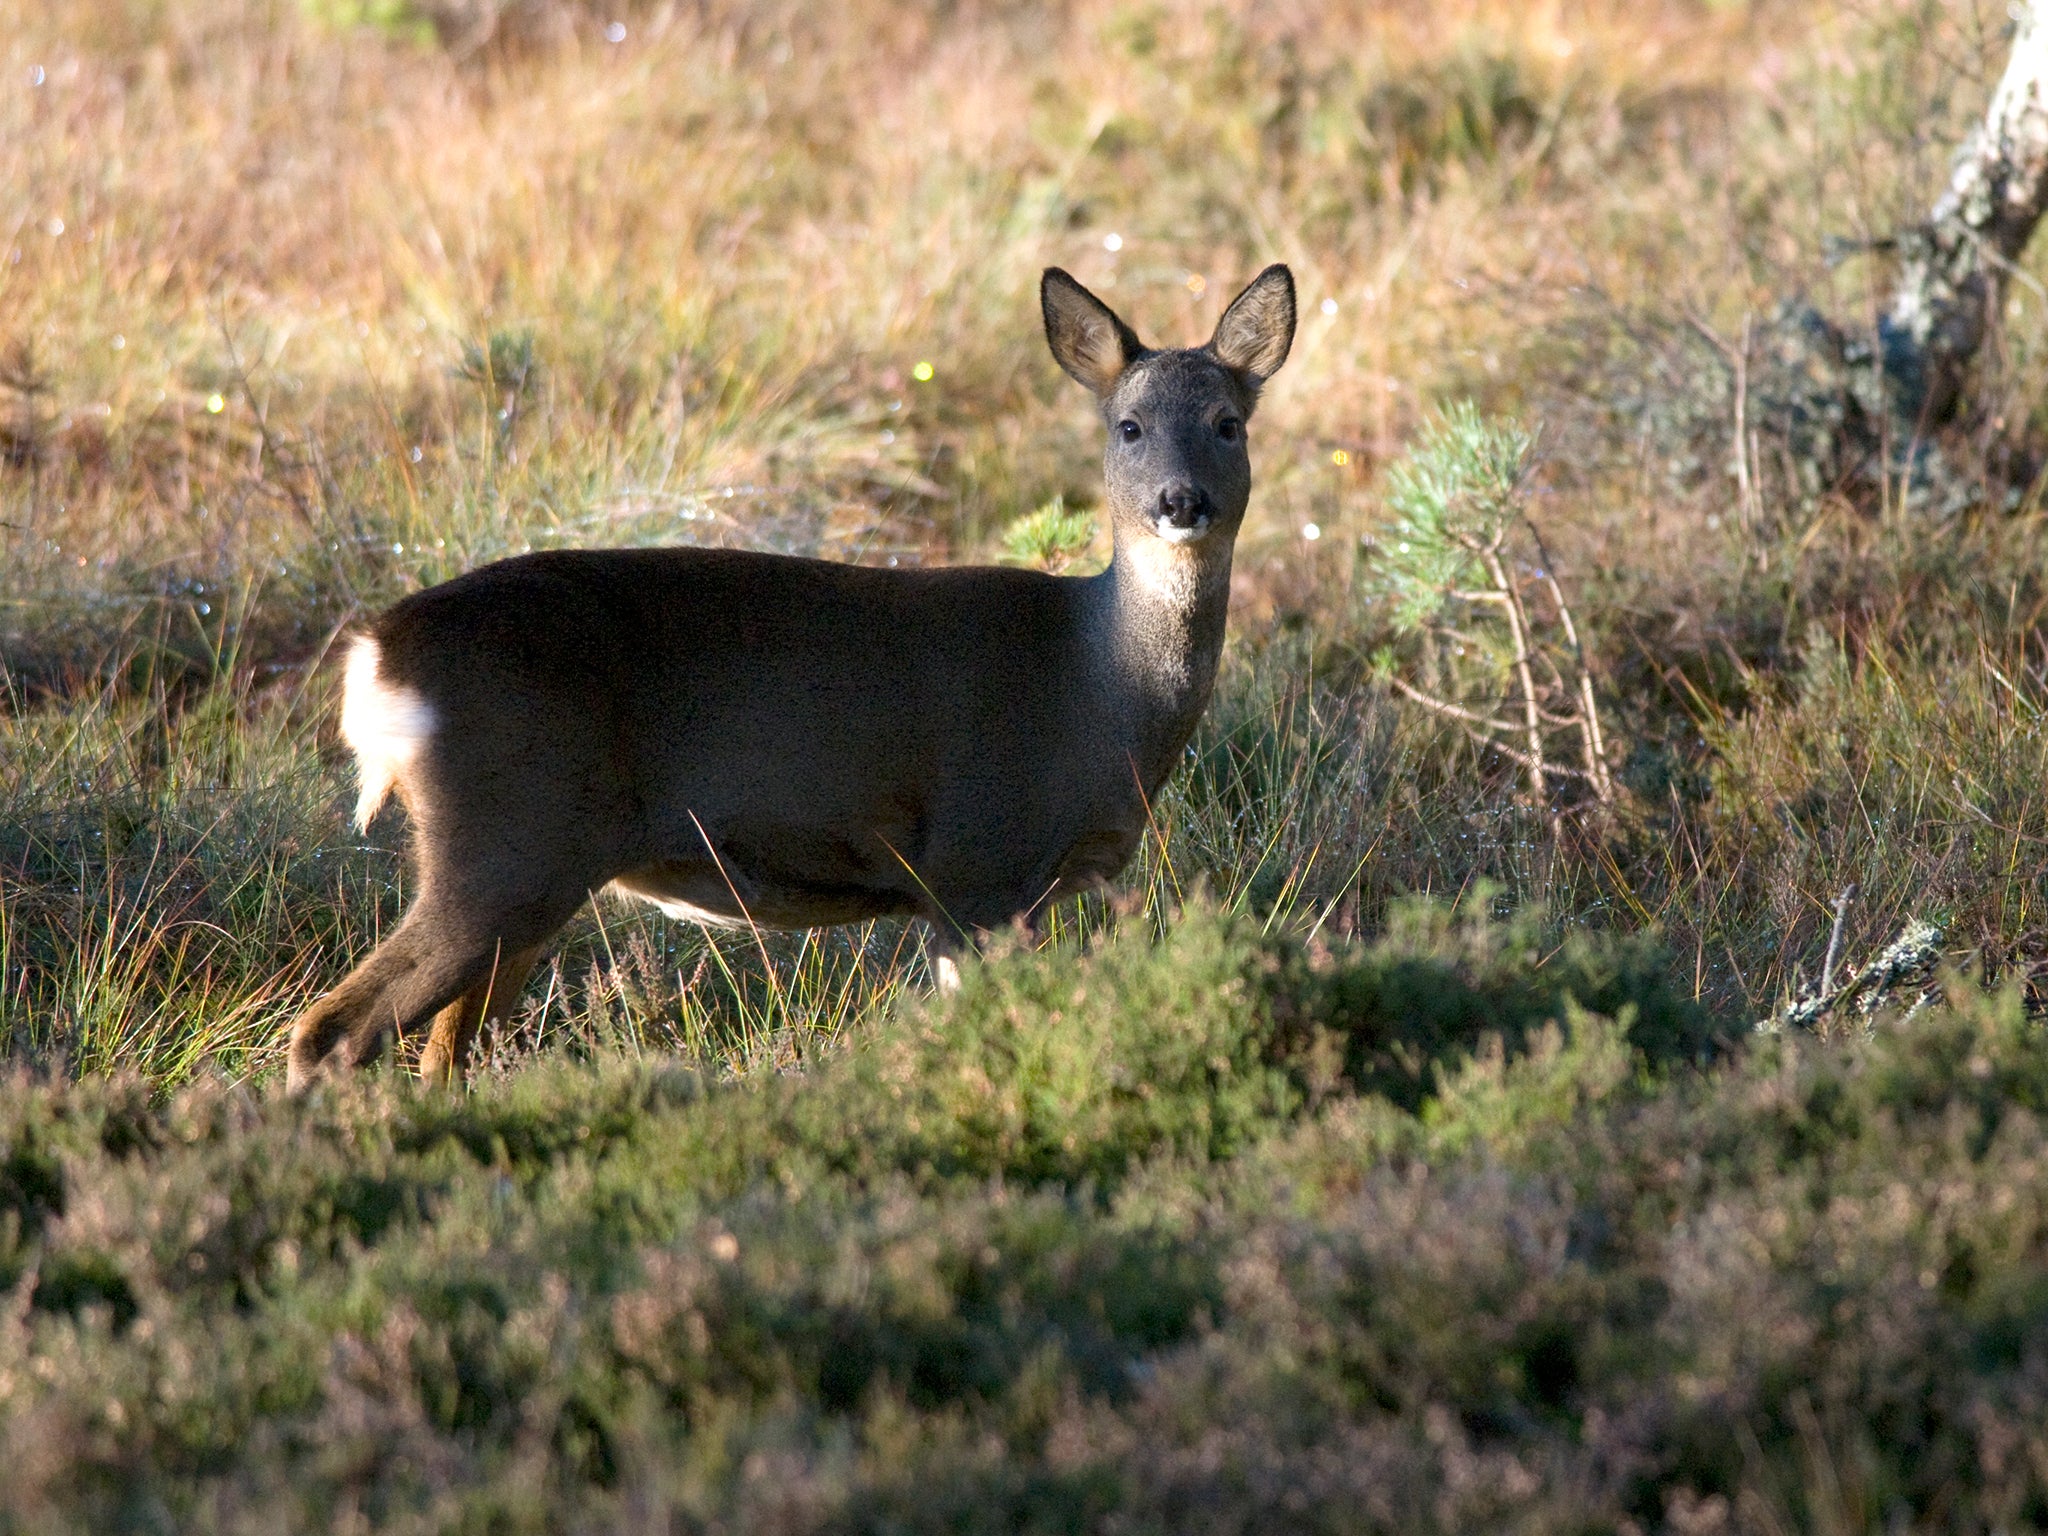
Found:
[5,0,2011,592]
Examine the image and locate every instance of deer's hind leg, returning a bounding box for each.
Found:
[417,943,542,1088]
[285,882,583,1092]
[291,672,635,1091]
[285,903,480,1091]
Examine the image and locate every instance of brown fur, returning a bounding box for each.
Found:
[285,266,1295,1089]
[417,945,541,1085]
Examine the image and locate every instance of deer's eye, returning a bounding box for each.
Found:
[1217,417,1242,442]
[1118,419,1142,443]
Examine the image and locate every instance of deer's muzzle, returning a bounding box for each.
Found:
[1156,486,1213,542]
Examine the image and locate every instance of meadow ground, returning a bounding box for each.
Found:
[5,0,2048,1528]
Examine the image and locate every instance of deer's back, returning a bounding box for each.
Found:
[365,547,1124,924]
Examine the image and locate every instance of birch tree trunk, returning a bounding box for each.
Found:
[1880,0,2048,433]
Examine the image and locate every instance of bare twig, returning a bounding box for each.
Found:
[1820,885,1857,997]
[1762,911,1942,1034]
[1525,518,1614,802]
[1961,223,2048,302]
[1685,306,1760,532]
[1735,312,1756,530]
[1470,735,1593,781]
[1479,543,1549,809]
[1384,674,1524,737]
[1385,675,1600,784]
[1451,724,1599,783]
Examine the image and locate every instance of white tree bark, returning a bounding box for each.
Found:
[1883,0,2048,429]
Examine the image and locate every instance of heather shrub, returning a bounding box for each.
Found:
[9,910,2040,1531]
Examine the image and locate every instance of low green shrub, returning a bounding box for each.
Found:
[9,904,2038,1532]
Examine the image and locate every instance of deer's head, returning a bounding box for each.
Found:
[1041,264,1295,557]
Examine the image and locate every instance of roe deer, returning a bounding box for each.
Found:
[285,264,1296,1089]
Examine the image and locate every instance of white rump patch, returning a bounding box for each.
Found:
[338,635,436,829]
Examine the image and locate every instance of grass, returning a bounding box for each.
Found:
[6,0,2048,1526]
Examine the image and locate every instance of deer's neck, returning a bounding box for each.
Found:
[1092,533,1234,789]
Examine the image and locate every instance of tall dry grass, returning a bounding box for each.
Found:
[5,0,1943,589]
[5,0,2048,1082]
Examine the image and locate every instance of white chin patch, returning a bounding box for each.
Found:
[1154,516,1211,545]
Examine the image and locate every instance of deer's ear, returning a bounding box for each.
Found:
[1041,268,1145,397]
[1207,264,1295,387]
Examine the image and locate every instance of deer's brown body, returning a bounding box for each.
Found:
[286,265,1295,1088]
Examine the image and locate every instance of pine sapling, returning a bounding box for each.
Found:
[999,495,1099,574]
[1367,404,1614,812]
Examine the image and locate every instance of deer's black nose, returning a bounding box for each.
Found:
[1159,486,1211,529]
